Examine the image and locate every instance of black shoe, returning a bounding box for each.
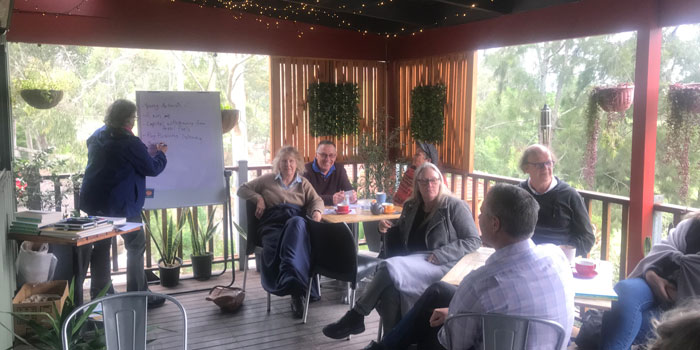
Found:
[362,341,384,350]
[147,295,166,309]
[322,309,365,339]
[290,295,304,319]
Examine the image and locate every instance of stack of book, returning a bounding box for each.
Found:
[40,217,114,239]
[10,211,64,234]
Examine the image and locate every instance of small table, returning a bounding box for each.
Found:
[441,248,616,310]
[8,224,142,305]
[321,206,402,224]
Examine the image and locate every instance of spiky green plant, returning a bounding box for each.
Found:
[0,279,110,350]
[143,210,186,267]
[187,207,220,257]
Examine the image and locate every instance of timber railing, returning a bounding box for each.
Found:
[33,165,697,282]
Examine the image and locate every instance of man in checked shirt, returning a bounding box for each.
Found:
[362,184,574,350]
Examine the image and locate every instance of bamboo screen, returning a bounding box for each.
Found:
[270,57,387,162]
[395,51,477,172]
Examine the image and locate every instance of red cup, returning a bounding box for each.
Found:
[575,259,596,275]
[336,204,350,213]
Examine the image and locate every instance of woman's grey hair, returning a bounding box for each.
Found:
[407,163,452,217]
[519,144,557,173]
[272,146,304,177]
[484,184,540,239]
[647,298,700,350]
[104,99,137,128]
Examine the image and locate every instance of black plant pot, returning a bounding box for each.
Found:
[191,253,213,281]
[20,89,64,109]
[158,257,182,287]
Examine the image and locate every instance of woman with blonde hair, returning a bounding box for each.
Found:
[237,146,324,318]
[323,163,481,339]
[646,298,700,350]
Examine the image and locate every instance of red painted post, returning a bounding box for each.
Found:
[627,23,662,274]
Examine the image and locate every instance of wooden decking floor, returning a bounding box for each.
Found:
[144,269,381,350]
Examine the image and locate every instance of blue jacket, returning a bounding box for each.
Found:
[80,126,167,218]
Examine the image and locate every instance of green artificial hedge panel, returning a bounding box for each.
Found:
[307,82,360,137]
[410,84,447,144]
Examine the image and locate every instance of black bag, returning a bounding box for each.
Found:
[575,309,605,350]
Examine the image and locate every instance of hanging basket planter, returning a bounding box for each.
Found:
[594,84,634,113]
[669,83,700,114]
[221,109,239,134]
[20,89,64,109]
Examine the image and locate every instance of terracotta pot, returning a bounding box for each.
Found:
[595,84,634,113]
[221,109,239,134]
[20,89,64,109]
[669,83,700,114]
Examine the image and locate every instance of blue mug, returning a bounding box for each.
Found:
[375,192,386,204]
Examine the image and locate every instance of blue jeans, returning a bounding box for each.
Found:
[601,278,660,350]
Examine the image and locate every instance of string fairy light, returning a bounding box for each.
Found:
[169,0,493,38]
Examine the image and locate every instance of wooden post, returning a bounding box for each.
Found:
[628,18,662,270]
[237,160,248,271]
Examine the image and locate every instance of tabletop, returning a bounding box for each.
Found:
[321,205,402,224]
[8,224,142,247]
[441,247,617,310]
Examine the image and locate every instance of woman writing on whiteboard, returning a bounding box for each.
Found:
[237,146,324,318]
[79,99,169,307]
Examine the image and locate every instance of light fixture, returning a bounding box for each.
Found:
[0,0,13,35]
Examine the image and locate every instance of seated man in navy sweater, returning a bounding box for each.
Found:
[303,140,356,206]
[518,144,595,257]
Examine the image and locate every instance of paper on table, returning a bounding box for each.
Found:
[117,222,143,231]
[572,261,618,300]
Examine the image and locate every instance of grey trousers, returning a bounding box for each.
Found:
[354,261,402,334]
[87,216,147,297]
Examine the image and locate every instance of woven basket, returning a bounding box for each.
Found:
[595,84,634,113]
[206,285,245,312]
[669,83,700,114]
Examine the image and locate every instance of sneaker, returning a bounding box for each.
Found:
[322,309,365,339]
[290,295,304,319]
[147,295,166,309]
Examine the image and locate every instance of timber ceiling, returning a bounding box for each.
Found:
[177,0,579,36]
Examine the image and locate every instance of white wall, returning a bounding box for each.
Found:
[0,170,17,345]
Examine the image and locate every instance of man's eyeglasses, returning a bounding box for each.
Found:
[527,161,554,169]
[317,152,337,160]
[417,178,441,186]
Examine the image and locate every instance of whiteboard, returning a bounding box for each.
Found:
[136,91,226,209]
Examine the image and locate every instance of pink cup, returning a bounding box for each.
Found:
[575,259,596,275]
[336,204,349,213]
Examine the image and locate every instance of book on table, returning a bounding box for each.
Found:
[14,210,63,225]
[40,222,115,239]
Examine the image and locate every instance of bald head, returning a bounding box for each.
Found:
[519,144,557,173]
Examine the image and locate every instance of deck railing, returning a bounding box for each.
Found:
[31,164,698,282]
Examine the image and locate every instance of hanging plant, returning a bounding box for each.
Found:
[307,82,360,137]
[665,83,700,200]
[582,84,634,189]
[221,108,239,134]
[410,84,447,144]
[16,71,69,109]
[583,93,600,189]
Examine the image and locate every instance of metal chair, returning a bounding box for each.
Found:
[242,200,271,312]
[442,312,566,350]
[61,291,188,350]
[302,220,381,327]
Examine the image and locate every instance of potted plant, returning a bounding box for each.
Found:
[221,103,239,134]
[358,114,401,199]
[665,83,700,200]
[582,84,634,189]
[307,82,360,137]
[410,84,447,144]
[16,72,68,110]
[0,279,109,350]
[143,210,186,287]
[187,206,220,281]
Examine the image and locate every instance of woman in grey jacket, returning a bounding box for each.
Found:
[323,163,481,339]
